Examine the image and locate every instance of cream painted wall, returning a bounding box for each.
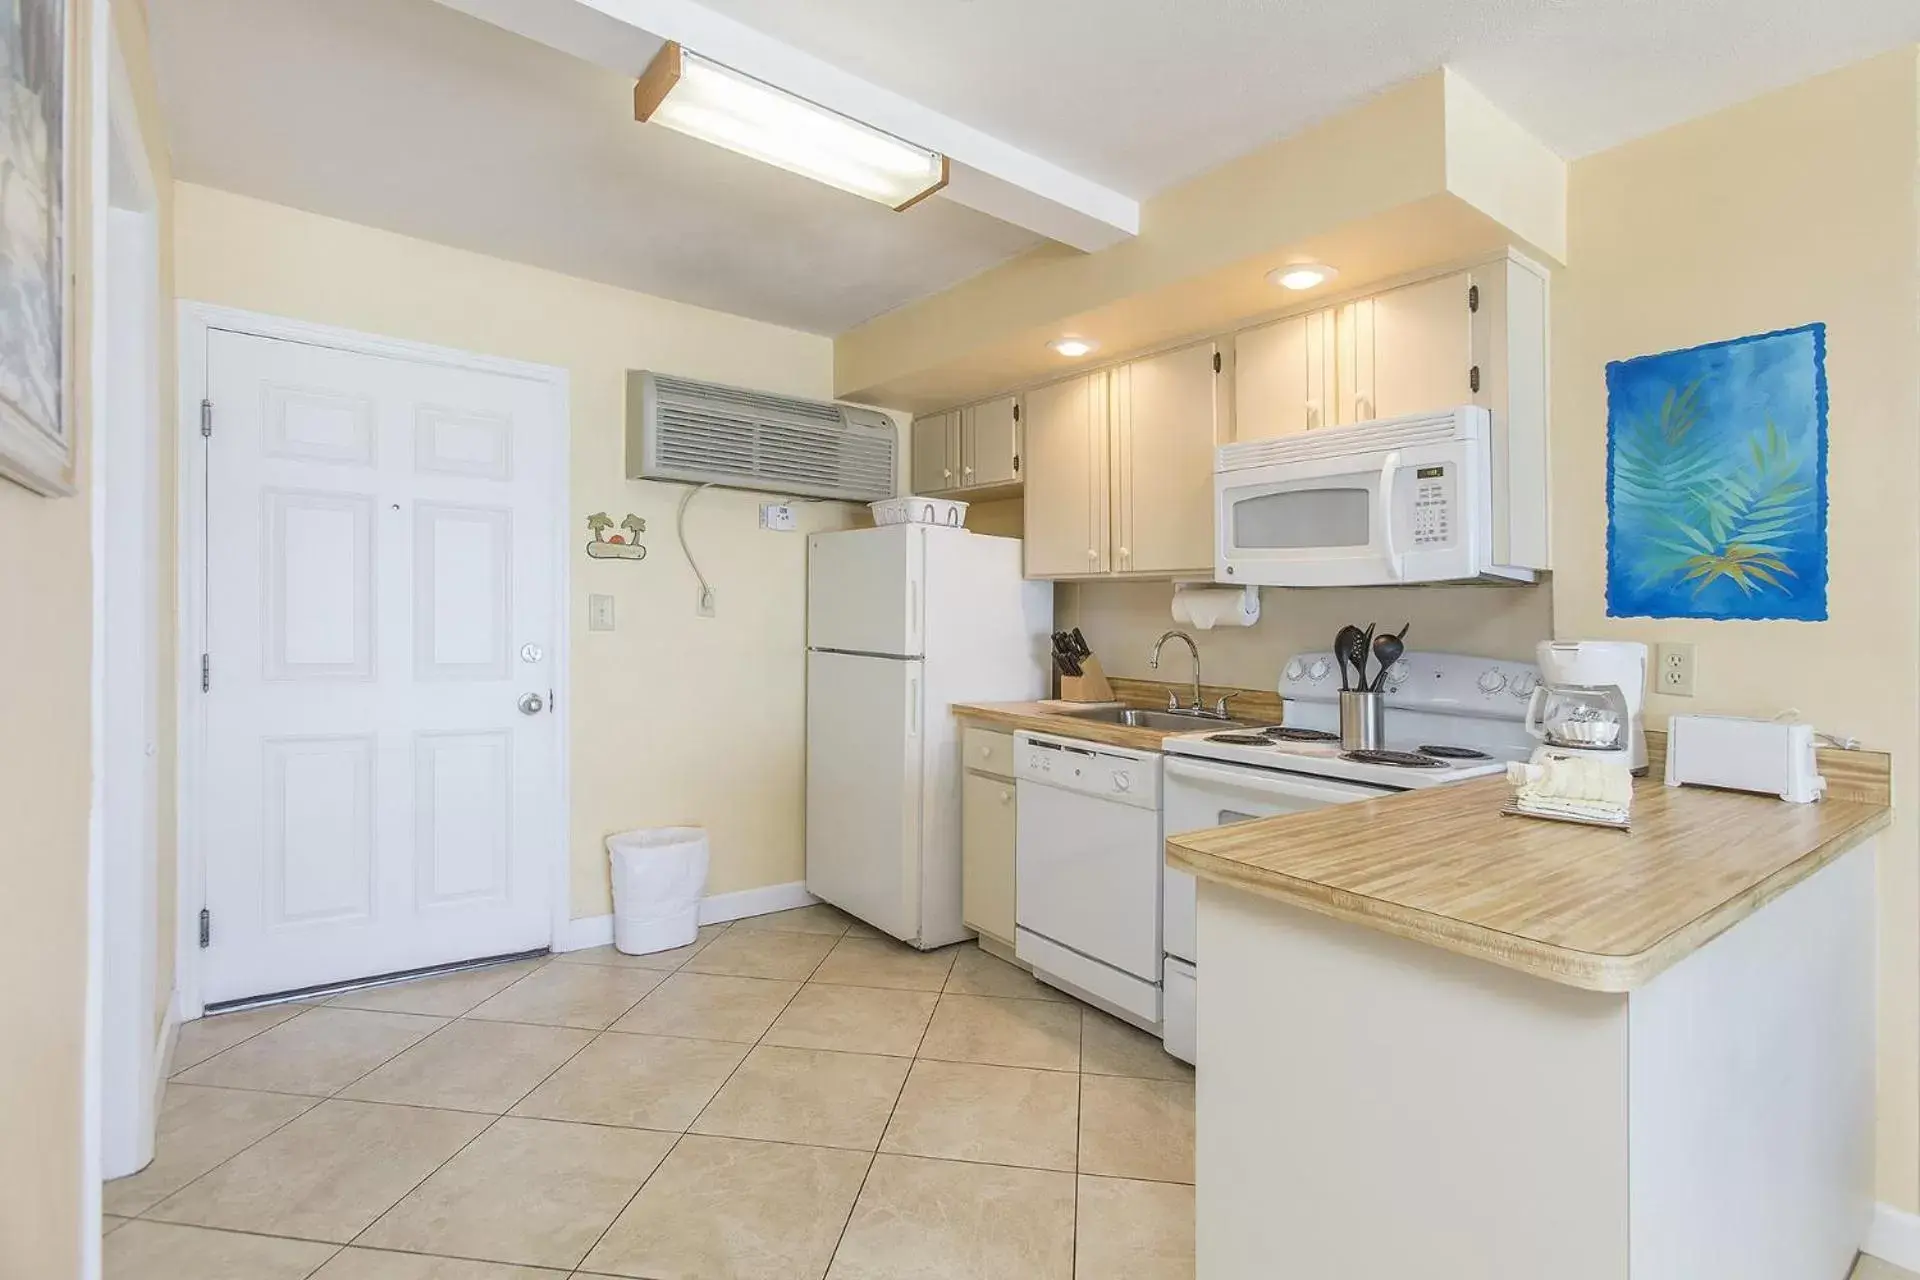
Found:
[1552,48,1920,1208]
[1061,580,1553,690]
[173,183,861,920]
[0,1,172,1274]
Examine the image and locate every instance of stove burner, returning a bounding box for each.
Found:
[1208,733,1278,745]
[1342,749,1446,769]
[1265,727,1340,743]
[1417,744,1491,760]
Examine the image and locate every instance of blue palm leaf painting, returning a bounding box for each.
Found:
[1606,324,1828,621]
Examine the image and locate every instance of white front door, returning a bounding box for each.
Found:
[198,327,562,1004]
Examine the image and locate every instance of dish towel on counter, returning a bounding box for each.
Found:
[1505,752,1633,827]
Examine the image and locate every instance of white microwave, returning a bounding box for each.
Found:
[1214,406,1536,587]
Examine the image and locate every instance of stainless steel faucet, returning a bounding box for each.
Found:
[1149,630,1204,715]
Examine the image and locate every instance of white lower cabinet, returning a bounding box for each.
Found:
[961,729,1018,947]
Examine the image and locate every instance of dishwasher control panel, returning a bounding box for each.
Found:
[1013,732,1163,809]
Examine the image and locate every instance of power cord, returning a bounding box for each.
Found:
[676,483,715,614]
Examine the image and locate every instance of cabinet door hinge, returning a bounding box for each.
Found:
[200,653,211,693]
[1012,453,1020,474]
[198,908,211,949]
[200,399,213,438]
[1212,351,1223,374]
[1012,402,1020,423]
[1469,365,1482,394]
[1468,284,1480,313]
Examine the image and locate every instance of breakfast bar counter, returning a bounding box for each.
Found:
[1170,764,1892,1280]
[1166,772,1890,991]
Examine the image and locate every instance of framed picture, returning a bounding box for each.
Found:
[0,0,75,495]
[1605,324,1829,621]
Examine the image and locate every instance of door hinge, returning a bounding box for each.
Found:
[198,908,211,949]
[200,399,213,438]
[1469,365,1482,394]
[200,653,211,693]
[1468,284,1480,313]
[1012,453,1020,474]
[1212,351,1223,374]
[1012,402,1020,423]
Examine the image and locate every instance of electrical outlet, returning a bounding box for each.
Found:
[759,503,798,532]
[697,585,717,618]
[587,594,616,632]
[1656,642,1695,697]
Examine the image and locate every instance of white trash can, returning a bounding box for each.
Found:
[607,827,709,955]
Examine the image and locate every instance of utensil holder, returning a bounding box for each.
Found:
[1339,691,1385,752]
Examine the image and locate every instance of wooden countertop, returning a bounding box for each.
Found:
[1166,774,1891,993]
[952,701,1196,752]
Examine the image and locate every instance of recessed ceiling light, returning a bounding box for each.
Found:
[1049,337,1098,358]
[1268,263,1338,291]
[635,42,949,211]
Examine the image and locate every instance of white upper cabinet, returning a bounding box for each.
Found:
[1337,271,1475,423]
[910,395,1020,496]
[1112,343,1221,577]
[1234,309,1333,441]
[910,410,961,494]
[1022,372,1110,577]
[1023,342,1221,580]
[964,396,1021,488]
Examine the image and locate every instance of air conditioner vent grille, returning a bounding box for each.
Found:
[627,371,897,501]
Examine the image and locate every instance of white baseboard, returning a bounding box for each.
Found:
[553,881,818,953]
[1866,1202,1920,1271]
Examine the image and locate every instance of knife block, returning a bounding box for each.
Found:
[1058,657,1115,703]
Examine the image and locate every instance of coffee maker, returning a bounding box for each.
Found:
[1534,641,1650,774]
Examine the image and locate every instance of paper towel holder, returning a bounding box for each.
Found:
[1171,582,1261,629]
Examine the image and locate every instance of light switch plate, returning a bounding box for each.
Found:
[588,594,616,632]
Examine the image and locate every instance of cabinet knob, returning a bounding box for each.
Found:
[1119,547,1129,559]
[1000,790,1012,804]
[1087,548,1098,561]
[963,467,974,478]
[943,469,952,479]
[979,746,992,759]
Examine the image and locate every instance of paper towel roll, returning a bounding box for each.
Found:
[1171,584,1260,630]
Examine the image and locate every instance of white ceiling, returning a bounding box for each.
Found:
[698,0,1919,192]
[148,0,1042,335]
[152,0,1917,335]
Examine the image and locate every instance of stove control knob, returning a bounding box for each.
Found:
[1476,669,1508,695]
[1509,671,1539,698]
[1112,772,1132,792]
[1306,657,1332,682]
[1284,658,1306,682]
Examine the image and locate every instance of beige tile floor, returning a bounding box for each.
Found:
[106,907,1195,1279]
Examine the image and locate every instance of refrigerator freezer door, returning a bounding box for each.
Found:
[808,526,924,657]
[805,649,924,942]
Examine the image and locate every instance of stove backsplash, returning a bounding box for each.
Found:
[1056,579,1553,693]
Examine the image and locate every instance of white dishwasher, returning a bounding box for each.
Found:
[1014,731,1164,1029]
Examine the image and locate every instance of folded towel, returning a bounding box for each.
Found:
[1505,751,1633,810]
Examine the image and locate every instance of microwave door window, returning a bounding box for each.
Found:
[1232,487,1370,549]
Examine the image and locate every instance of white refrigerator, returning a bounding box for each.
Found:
[806,524,1052,948]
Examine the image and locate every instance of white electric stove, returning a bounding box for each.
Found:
[1156,650,1541,1064]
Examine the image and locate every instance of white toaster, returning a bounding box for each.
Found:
[1663,714,1826,804]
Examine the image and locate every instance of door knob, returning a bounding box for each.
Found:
[518,693,545,715]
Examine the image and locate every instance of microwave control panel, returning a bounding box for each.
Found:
[1410,464,1455,547]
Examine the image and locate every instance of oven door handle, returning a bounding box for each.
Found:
[1378,450,1404,580]
[1164,755,1394,805]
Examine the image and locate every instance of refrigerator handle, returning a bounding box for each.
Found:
[907,676,920,737]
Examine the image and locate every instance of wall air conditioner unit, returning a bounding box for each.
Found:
[626,371,898,502]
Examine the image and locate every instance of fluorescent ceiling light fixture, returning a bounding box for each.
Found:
[1268,263,1338,291]
[635,42,949,211]
[1049,337,1098,358]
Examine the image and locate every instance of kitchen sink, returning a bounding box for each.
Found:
[1052,706,1266,732]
